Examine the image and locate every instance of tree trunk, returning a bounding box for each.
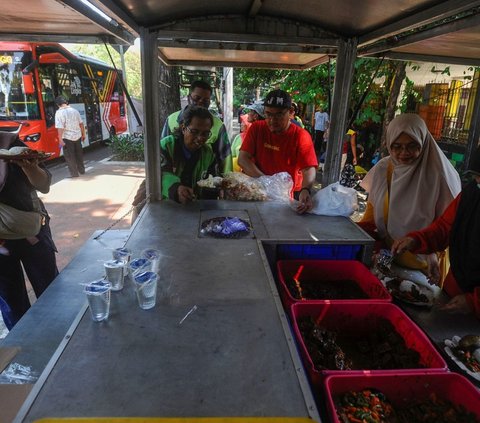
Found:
[380,62,407,153]
[157,63,181,128]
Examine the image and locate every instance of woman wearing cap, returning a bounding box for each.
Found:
[359,114,461,282]
[160,105,221,204]
[392,147,480,317]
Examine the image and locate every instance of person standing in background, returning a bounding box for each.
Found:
[314,106,329,154]
[55,96,86,178]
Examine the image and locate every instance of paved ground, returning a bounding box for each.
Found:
[0,146,145,338]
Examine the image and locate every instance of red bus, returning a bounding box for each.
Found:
[0,42,128,158]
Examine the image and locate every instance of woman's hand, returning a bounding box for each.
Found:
[177,185,195,204]
[425,253,440,285]
[296,189,313,214]
[391,236,417,255]
[439,294,473,314]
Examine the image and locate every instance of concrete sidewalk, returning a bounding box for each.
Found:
[40,158,145,271]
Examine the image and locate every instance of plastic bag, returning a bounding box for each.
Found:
[257,172,293,202]
[221,172,267,201]
[310,182,358,216]
[221,172,292,202]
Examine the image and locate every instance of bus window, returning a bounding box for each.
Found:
[38,65,56,127]
[0,51,40,120]
[55,64,83,105]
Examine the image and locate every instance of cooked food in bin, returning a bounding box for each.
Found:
[299,316,422,371]
[286,277,368,300]
[336,390,479,423]
[336,389,395,422]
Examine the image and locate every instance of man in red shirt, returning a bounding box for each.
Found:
[238,89,318,214]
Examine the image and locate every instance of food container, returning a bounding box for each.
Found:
[325,372,480,423]
[291,302,447,387]
[276,260,391,310]
[276,244,362,261]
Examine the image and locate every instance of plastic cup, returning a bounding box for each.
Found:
[104,259,125,291]
[134,271,157,310]
[128,258,152,278]
[84,280,111,322]
[141,249,161,273]
[112,247,132,265]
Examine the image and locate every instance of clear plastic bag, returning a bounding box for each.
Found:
[257,172,293,202]
[310,182,358,216]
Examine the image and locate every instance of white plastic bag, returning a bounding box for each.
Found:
[310,182,358,216]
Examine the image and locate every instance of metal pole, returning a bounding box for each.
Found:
[119,45,128,90]
[141,28,162,202]
[464,70,480,172]
[223,67,233,139]
[322,37,358,186]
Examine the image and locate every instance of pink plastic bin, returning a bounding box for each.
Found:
[276,260,391,310]
[291,302,447,387]
[325,372,480,423]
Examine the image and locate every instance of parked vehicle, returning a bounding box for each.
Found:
[0,42,127,157]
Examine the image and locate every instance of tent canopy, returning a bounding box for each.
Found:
[1,0,479,68]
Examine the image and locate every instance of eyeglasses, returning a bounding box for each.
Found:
[189,94,210,107]
[390,142,421,154]
[185,126,212,139]
[264,110,288,120]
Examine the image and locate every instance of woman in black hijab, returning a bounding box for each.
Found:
[392,146,480,317]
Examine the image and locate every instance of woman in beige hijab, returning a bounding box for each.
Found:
[359,114,461,281]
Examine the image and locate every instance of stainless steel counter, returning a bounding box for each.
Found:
[14,201,375,422]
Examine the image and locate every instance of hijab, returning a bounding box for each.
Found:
[450,148,480,292]
[361,114,461,239]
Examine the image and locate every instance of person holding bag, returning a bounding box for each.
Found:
[0,130,58,329]
[358,114,461,282]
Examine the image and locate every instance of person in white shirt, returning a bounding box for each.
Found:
[314,106,329,154]
[55,96,86,178]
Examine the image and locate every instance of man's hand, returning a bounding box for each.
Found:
[177,185,195,204]
[391,236,417,255]
[439,294,473,314]
[296,189,313,214]
[59,139,65,148]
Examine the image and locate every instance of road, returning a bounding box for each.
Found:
[0,143,145,338]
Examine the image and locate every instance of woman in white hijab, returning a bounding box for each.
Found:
[359,114,461,280]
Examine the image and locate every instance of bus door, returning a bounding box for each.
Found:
[81,79,102,145]
[38,64,60,154]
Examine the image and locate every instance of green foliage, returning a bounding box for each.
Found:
[233,68,283,105]
[107,133,144,162]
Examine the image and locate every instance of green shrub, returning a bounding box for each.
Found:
[108,133,144,161]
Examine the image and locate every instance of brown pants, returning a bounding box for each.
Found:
[63,138,85,177]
